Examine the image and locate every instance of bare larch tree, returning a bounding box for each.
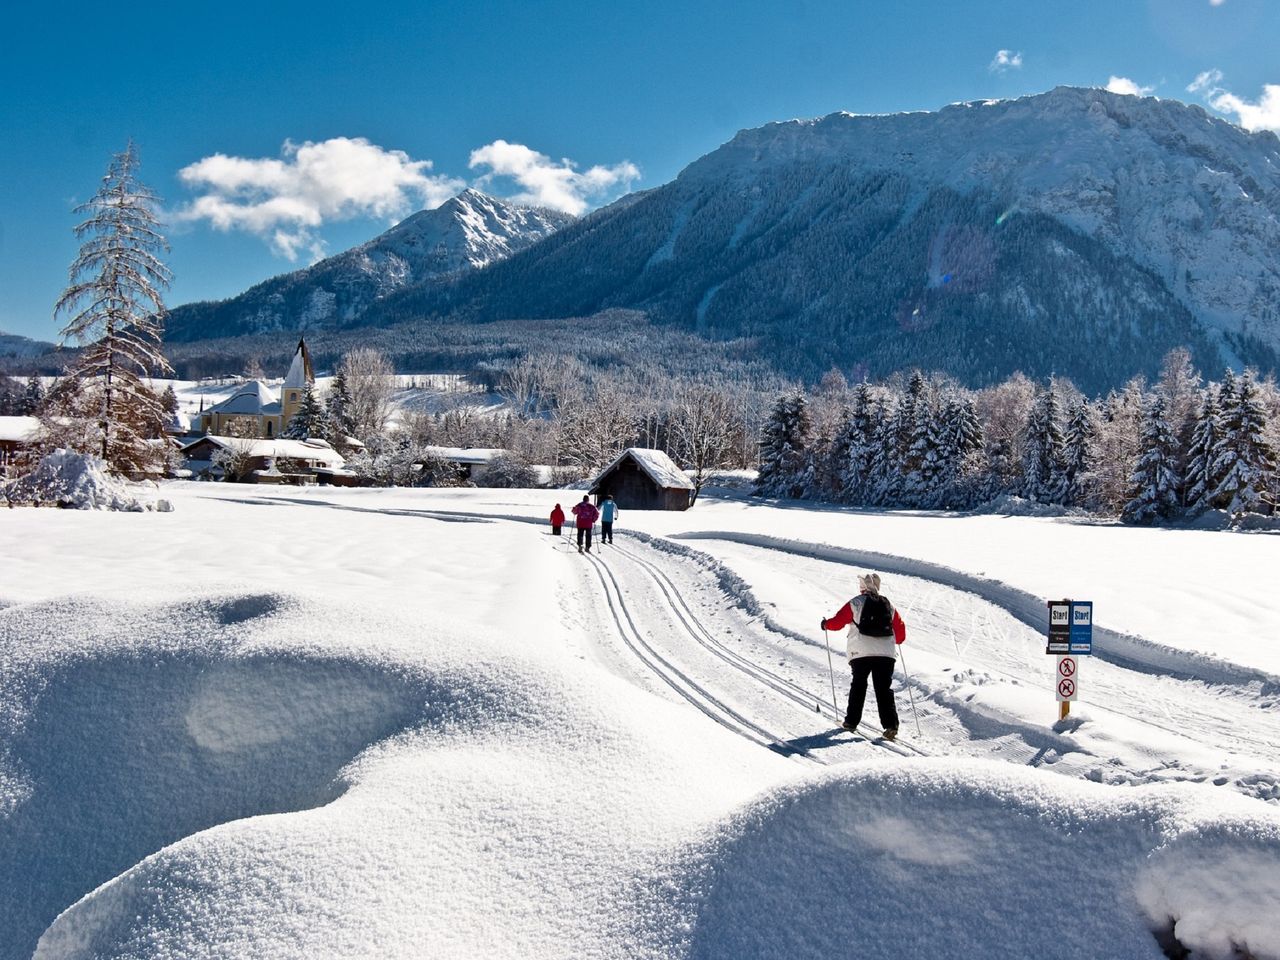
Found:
[54,141,173,474]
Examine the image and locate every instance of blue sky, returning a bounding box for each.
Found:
[2,0,1278,341]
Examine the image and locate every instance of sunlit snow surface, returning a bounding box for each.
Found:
[2,483,1279,959]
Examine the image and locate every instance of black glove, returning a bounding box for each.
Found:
[820,618,828,631]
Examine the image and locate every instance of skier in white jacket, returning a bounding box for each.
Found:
[821,573,907,740]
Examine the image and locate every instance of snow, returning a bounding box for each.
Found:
[2,450,164,511]
[2,482,1279,958]
[0,415,39,444]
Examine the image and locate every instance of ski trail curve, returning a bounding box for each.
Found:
[674,531,1280,692]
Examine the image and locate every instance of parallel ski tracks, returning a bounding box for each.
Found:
[596,541,927,760]
[579,548,824,763]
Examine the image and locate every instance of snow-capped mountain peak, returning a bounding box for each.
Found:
[165,190,573,342]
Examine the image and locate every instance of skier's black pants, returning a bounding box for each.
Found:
[601,521,613,543]
[576,526,593,550]
[846,656,899,731]
[551,524,562,536]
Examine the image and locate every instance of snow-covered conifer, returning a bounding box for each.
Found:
[52,142,172,475]
[1122,396,1181,524]
[1021,385,1068,503]
[840,382,878,504]
[1212,371,1276,519]
[1062,401,1097,508]
[283,383,330,440]
[1184,387,1221,513]
[756,391,813,498]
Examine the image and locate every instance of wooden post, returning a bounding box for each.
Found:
[1059,701,1070,721]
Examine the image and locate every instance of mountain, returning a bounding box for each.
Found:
[165,190,573,343]
[0,331,56,360]
[362,87,1280,391]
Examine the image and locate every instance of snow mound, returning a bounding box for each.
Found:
[2,449,160,511]
[681,760,1280,959]
[2,590,782,960]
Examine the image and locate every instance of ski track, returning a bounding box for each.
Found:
[233,497,1280,802]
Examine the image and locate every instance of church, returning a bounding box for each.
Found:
[198,339,315,438]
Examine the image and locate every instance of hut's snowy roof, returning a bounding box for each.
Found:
[593,448,694,491]
[203,381,280,417]
[0,416,40,444]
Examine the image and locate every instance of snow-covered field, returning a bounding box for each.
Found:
[3,483,1279,959]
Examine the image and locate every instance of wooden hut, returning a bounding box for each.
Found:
[589,448,693,511]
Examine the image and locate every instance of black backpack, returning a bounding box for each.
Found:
[857,595,894,637]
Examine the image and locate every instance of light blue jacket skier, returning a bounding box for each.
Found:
[600,495,618,543]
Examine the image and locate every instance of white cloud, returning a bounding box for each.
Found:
[174,137,466,261]
[989,50,1023,74]
[1106,76,1155,97]
[1187,69,1224,93]
[1209,0,1226,6]
[1186,69,1280,132]
[467,140,640,216]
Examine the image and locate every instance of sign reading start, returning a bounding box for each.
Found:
[1046,600,1092,656]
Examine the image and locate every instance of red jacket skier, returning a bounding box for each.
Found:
[821,572,906,740]
[570,496,599,553]
[550,503,565,536]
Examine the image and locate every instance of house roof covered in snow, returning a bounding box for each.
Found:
[0,415,40,444]
[592,447,694,491]
[202,381,281,417]
[421,446,506,465]
[181,435,346,467]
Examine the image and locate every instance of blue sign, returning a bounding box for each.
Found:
[1069,601,1093,654]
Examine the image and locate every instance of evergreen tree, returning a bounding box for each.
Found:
[939,396,984,508]
[1155,348,1201,506]
[0,376,17,416]
[21,376,46,416]
[840,383,878,504]
[1062,400,1097,508]
[1184,387,1222,513]
[1122,396,1181,524]
[1021,385,1068,503]
[52,142,172,474]
[324,369,355,441]
[756,391,811,498]
[1212,371,1276,519]
[283,382,331,440]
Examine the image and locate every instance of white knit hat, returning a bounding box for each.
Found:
[858,573,882,595]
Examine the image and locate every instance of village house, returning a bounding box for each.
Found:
[0,415,39,477]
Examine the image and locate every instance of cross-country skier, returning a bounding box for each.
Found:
[550,503,565,537]
[571,495,599,553]
[820,572,906,740]
[600,494,618,543]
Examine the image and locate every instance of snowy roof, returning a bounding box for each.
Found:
[182,436,346,467]
[282,339,314,390]
[202,380,280,417]
[0,415,40,444]
[421,446,506,465]
[593,447,694,491]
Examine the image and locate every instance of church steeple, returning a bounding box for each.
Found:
[281,337,315,428]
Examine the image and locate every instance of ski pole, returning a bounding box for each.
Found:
[898,646,923,738]
[822,627,839,717]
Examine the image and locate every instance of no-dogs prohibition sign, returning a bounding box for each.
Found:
[1056,656,1079,702]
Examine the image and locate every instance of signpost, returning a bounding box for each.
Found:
[1047,599,1092,721]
